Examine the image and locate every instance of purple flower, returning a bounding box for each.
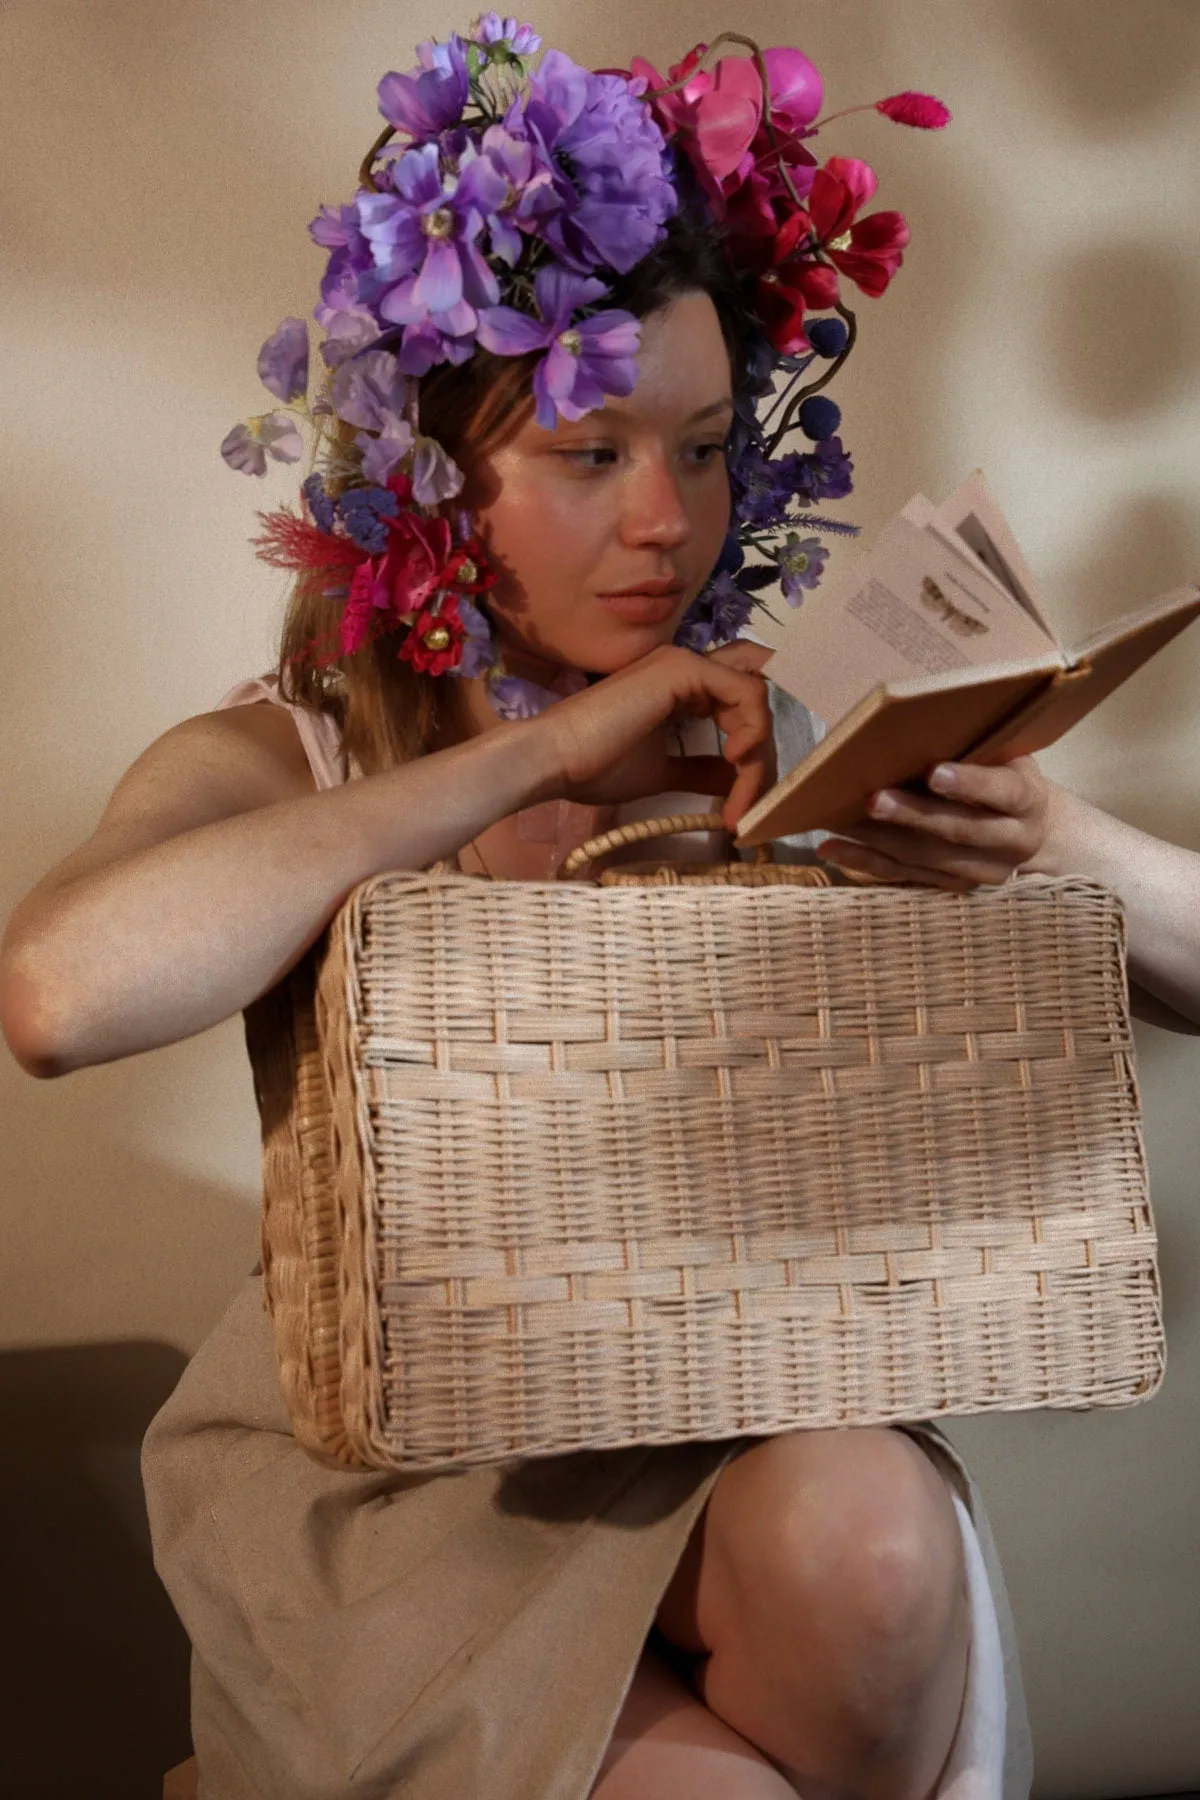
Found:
[331,348,415,481]
[357,143,503,354]
[460,125,556,268]
[302,473,336,533]
[377,35,470,140]
[793,437,854,503]
[476,264,641,429]
[449,596,497,680]
[219,413,302,476]
[310,205,379,366]
[773,533,829,605]
[331,348,411,433]
[257,317,309,402]
[337,485,400,554]
[487,672,560,718]
[673,574,755,652]
[731,447,811,530]
[520,53,677,274]
[470,14,541,56]
[412,435,464,505]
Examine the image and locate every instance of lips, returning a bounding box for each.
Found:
[596,589,685,625]
[595,579,686,625]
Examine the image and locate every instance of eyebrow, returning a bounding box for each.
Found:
[688,399,735,423]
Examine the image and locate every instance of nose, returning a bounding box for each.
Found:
[617,451,691,551]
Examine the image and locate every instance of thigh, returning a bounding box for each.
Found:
[589,1644,796,1800]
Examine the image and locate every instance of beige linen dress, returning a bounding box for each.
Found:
[141,676,1034,1800]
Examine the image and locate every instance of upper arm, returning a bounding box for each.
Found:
[9,702,317,923]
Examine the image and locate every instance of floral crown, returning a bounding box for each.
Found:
[223,14,948,718]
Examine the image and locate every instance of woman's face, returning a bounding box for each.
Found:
[465,289,734,679]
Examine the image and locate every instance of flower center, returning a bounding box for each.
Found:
[829,229,853,252]
[422,208,456,240]
[423,623,452,652]
[557,329,583,356]
[457,558,478,584]
[785,549,809,573]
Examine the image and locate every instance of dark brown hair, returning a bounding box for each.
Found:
[277,208,756,775]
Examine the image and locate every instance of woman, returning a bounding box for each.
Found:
[4,20,1199,1800]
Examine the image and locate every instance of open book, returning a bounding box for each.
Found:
[735,470,1200,847]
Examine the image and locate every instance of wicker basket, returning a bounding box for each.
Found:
[245,816,1163,1471]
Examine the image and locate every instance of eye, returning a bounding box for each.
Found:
[688,440,728,465]
[555,447,618,468]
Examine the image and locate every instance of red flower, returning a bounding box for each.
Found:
[807,157,909,299]
[399,595,465,676]
[443,536,496,598]
[751,210,839,354]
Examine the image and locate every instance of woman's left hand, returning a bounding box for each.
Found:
[815,755,1052,890]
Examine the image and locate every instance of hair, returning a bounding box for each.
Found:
[277,206,759,776]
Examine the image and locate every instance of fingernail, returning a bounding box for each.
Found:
[869,791,897,819]
[929,764,957,794]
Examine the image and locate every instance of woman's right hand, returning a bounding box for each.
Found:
[525,640,777,827]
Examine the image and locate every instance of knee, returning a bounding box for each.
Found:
[706,1427,967,1665]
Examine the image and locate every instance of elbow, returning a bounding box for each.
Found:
[0,946,82,1078]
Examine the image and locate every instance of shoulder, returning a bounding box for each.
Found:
[31,701,318,900]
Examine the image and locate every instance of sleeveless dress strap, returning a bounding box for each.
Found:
[215,675,349,792]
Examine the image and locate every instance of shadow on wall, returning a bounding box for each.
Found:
[1037,242,1195,426]
[1002,0,1200,133]
[0,1341,192,1800]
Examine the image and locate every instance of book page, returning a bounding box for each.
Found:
[933,470,1056,636]
[766,514,1061,727]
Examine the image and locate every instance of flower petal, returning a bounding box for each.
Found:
[475,304,551,355]
[413,237,464,314]
[257,317,309,402]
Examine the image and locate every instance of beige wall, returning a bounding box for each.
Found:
[3,2,1199,1793]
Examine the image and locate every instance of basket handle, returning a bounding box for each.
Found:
[559,811,774,878]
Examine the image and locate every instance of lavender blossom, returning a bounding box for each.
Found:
[476,264,640,428]
[377,35,470,140]
[460,125,555,267]
[773,533,829,604]
[310,205,378,366]
[219,413,302,476]
[257,318,309,403]
[331,348,415,480]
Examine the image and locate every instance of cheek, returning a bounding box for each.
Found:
[477,480,604,610]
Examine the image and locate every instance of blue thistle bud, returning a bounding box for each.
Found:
[807,317,849,358]
[798,396,843,441]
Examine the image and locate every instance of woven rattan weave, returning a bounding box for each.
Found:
[245,842,1162,1472]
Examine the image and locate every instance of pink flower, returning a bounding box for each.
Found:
[630,43,822,201]
[807,157,909,299]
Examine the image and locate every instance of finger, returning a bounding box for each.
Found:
[815,838,978,893]
[705,639,774,677]
[864,789,1040,858]
[827,822,1015,886]
[722,744,774,828]
[925,755,1042,816]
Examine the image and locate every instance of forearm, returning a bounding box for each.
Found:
[1025,782,1200,1024]
[2,723,553,1074]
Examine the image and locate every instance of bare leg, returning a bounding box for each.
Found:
[656,1427,971,1800]
[590,1643,798,1799]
